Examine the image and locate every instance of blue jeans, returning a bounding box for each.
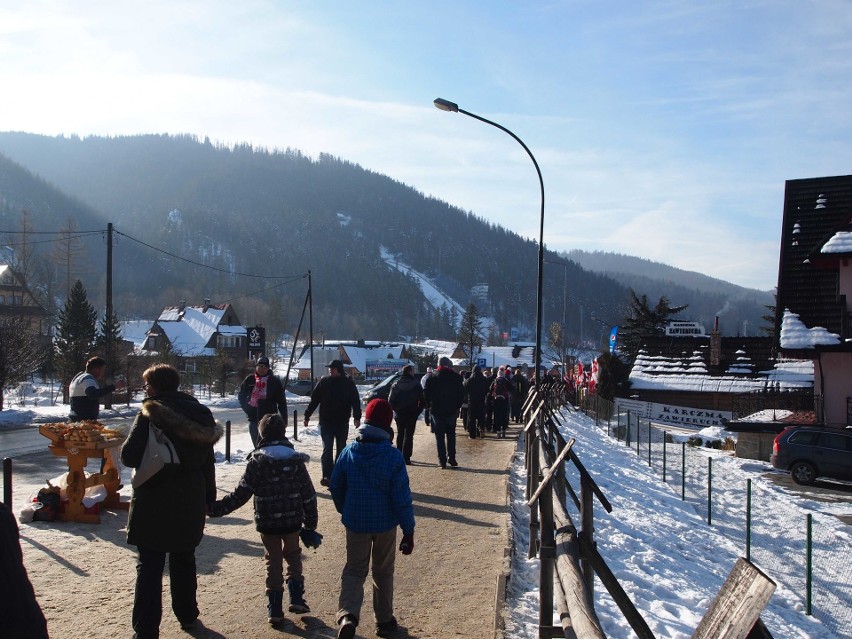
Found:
[430,413,457,466]
[320,422,349,479]
[132,548,198,638]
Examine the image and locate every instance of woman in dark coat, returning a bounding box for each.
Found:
[120,364,222,639]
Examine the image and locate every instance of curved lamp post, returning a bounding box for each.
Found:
[433,97,546,387]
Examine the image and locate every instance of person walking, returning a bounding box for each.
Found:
[238,356,288,448]
[303,360,361,486]
[463,365,489,438]
[388,364,424,465]
[329,399,415,639]
[0,501,48,639]
[120,364,222,639]
[490,367,512,438]
[208,414,320,623]
[68,355,125,422]
[423,357,464,468]
[419,367,433,426]
[511,366,529,423]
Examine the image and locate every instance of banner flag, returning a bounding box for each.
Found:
[609,326,619,353]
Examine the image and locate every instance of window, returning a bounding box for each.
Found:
[820,433,852,452]
[217,335,243,349]
[789,430,820,446]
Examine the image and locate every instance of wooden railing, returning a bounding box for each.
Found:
[522,385,655,638]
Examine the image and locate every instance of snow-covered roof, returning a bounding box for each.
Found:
[778,308,840,349]
[119,320,154,348]
[630,350,813,392]
[341,345,405,372]
[154,305,246,356]
[820,230,852,254]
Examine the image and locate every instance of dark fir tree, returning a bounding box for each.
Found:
[595,351,631,401]
[619,290,688,361]
[95,308,123,408]
[54,280,98,403]
[457,303,484,368]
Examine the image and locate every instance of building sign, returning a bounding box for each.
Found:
[615,398,731,428]
[247,325,265,356]
[665,321,706,337]
[365,358,408,381]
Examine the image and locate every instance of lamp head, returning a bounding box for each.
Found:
[433,98,459,113]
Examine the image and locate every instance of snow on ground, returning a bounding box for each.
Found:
[505,406,851,638]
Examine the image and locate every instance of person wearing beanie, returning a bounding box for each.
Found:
[303,359,362,486]
[329,399,414,639]
[208,414,319,623]
[423,357,465,468]
[388,365,425,464]
[463,365,490,439]
[238,355,288,448]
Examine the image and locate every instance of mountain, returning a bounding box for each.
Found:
[565,250,775,336]
[0,132,768,342]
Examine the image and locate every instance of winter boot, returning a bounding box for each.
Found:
[287,577,310,614]
[267,590,284,623]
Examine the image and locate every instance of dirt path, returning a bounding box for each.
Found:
[18,418,520,639]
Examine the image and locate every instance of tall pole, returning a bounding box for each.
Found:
[104,222,114,408]
[433,98,545,387]
[308,270,314,390]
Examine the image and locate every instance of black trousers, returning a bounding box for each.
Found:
[132,548,198,638]
[394,413,418,461]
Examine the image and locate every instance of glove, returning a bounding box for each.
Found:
[300,527,323,549]
[399,533,414,555]
[303,415,310,425]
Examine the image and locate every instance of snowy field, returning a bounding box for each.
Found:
[505,406,852,639]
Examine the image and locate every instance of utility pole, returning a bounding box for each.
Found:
[105,223,114,408]
[308,270,314,389]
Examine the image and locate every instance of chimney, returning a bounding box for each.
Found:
[202,298,211,313]
[178,300,186,313]
[710,316,721,368]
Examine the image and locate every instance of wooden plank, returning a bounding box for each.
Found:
[525,401,544,434]
[691,558,776,639]
[527,438,575,507]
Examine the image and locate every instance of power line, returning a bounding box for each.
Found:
[113,229,306,280]
[0,230,105,247]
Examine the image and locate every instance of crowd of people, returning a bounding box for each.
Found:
[5,354,567,638]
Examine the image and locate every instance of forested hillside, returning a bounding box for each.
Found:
[565,250,775,336]
[0,132,767,343]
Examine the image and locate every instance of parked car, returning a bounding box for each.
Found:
[284,379,314,396]
[362,371,424,403]
[770,425,852,485]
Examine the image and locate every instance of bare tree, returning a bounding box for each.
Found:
[0,317,49,410]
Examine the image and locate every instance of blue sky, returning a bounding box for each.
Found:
[1,1,851,291]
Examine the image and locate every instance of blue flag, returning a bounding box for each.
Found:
[609,326,619,353]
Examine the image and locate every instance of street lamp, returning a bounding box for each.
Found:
[433,98,546,387]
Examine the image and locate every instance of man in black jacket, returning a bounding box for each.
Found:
[239,356,288,448]
[424,357,464,469]
[463,365,489,438]
[303,360,362,486]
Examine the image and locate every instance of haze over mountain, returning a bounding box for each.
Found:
[0,132,771,344]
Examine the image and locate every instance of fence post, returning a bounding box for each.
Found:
[681,442,686,501]
[293,410,299,441]
[806,513,813,616]
[647,421,652,466]
[662,433,667,483]
[225,420,231,463]
[626,412,631,447]
[636,418,641,456]
[707,457,713,526]
[3,457,11,506]
[746,479,752,562]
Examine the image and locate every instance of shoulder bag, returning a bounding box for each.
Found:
[131,423,180,488]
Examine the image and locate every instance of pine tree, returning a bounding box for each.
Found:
[457,303,484,368]
[54,280,98,403]
[619,290,688,361]
[95,308,123,408]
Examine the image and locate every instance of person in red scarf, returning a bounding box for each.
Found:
[239,356,289,447]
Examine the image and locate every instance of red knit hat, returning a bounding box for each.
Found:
[365,398,394,429]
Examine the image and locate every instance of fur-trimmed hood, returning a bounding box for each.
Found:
[141,391,223,446]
